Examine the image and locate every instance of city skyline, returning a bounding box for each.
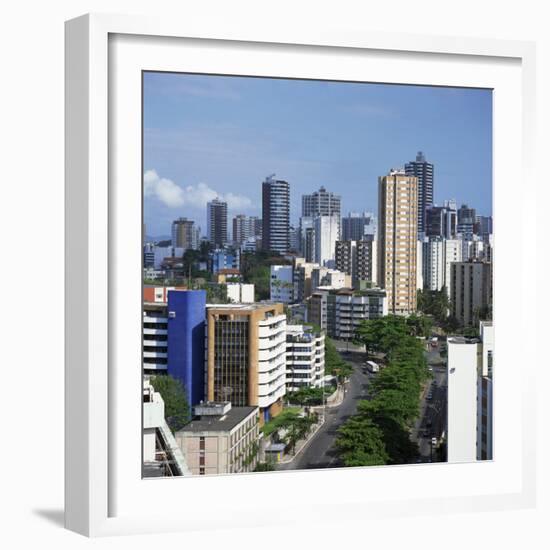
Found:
[143,72,492,237]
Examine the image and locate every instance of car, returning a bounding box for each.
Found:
[426,393,433,400]
[426,420,433,428]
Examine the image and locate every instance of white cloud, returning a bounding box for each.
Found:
[144,170,254,211]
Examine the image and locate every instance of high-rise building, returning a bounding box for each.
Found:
[262,175,290,254]
[207,198,228,247]
[314,215,339,267]
[342,212,377,242]
[232,215,261,245]
[405,151,433,234]
[457,204,477,241]
[336,238,378,287]
[378,169,418,315]
[293,257,319,303]
[171,217,200,250]
[475,215,493,241]
[426,205,457,239]
[302,186,341,225]
[449,260,492,326]
[299,216,316,262]
[422,237,445,291]
[206,303,287,423]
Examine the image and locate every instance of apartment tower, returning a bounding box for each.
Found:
[378,168,418,315]
[207,198,228,247]
[262,175,290,254]
[405,151,433,235]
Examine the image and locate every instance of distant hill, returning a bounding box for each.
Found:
[145,235,171,244]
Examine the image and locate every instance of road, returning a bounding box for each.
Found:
[412,341,448,462]
[277,346,372,471]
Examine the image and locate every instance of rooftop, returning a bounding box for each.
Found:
[177,406,258,434]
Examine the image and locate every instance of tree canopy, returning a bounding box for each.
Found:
[149,374,190,433]
[336,315,429,466]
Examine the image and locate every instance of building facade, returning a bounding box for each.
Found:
[378,169,418,315]
[302,186,341,236]
[232,214,261,245]
[206,303,287,423]
[207,198,228,247]
[314,215,339,267]
[176,403,260,475]
[308,287,387,340]
[405,151,433,234]
[285,325,325,392]
[341,211,376,242]
[262,175,290,254]
[270,264,294,303]
[166,289,207,407]
[171,217,200,250]
[449,260,492,326]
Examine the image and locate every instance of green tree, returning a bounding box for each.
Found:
[336,416,389,467]
[149,375,190,433]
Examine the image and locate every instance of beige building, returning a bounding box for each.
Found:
[206,303,287,423]
[378,169,418,315]
[449,260,492,326]
[176,402,260,475]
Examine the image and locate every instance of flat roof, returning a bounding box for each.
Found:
[176,406,258,434]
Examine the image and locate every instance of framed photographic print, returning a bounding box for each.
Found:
[65,13,537,537]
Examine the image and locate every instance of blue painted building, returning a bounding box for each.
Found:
[166,290,207,407]
[210,249,240,273]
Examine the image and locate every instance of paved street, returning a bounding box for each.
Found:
[277,347,372,471]
[412,341,448,462]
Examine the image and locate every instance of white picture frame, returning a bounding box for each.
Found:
[65,13,537,537]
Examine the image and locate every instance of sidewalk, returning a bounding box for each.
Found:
[277,418,325,465]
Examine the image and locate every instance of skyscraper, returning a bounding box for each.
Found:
[207,198,228,247]
[405,151,434,235]
[378,169,418,315]
[262,174,290,254]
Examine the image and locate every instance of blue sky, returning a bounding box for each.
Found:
[143,72,492,237]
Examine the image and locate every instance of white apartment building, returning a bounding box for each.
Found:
[314,215,339,267]
[447,336,479,463]
[447,321,494,463]
[270,264,294,303]
[285,325,325,391]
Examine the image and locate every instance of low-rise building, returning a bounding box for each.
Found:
[285,325,325,391]
[176,402,260,475]
[226,283,255,303]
